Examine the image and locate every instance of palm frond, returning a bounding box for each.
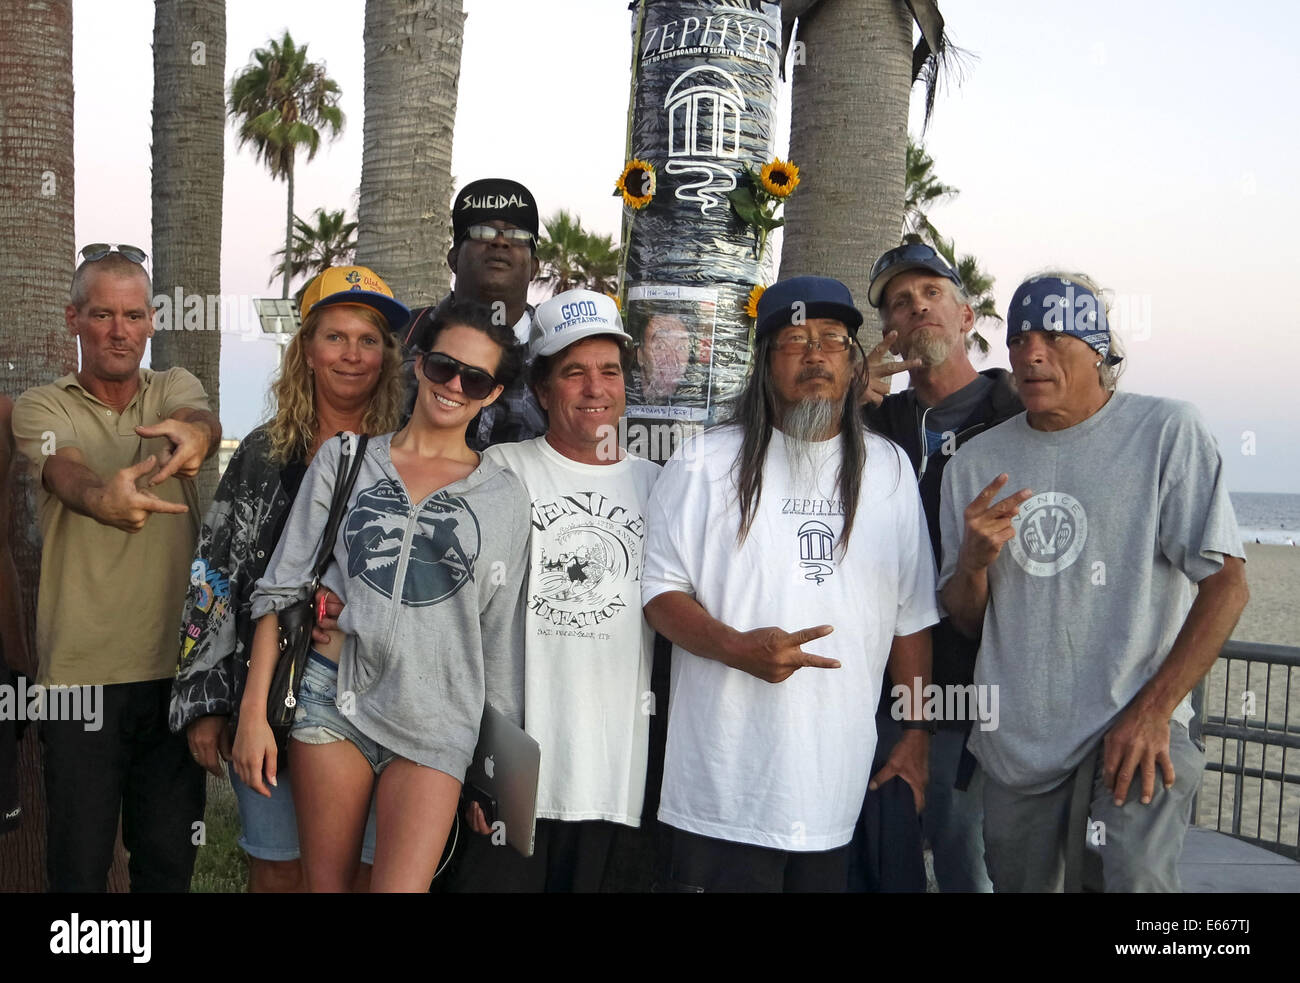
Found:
[537,210,618,294]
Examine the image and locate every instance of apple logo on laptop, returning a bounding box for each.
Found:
[484,754,495,779]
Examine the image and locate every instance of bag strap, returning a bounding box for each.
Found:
[310,432,370,585]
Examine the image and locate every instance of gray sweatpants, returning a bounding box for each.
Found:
[982,721,1203,892]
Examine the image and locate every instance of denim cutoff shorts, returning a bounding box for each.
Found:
[292,651,398,775]
[228,758,377,865]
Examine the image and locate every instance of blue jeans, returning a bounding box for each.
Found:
[923,728,992,892]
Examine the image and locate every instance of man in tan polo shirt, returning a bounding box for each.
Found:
[13,245,222,892]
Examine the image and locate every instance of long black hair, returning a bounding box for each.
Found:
[730,331,869,550]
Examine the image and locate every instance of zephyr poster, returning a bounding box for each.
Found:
[621,1,781,450]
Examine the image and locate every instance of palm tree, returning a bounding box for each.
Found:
[271,207,358,306]
[355,0,464,307]
[930,236,999,355]
[0,0,118,892]
[781,0,951,343]
[903,137,957,247]
[228,31,344,299]
[152,0,226,509]
[536,210,619,296]
[900,137,1001,355]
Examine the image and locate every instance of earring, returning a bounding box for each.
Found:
[1095,360,1102,367]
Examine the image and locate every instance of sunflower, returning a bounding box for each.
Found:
[616,159,656,210]
[744,284,765,319]
[605,291,622,312]
[759,158,800,198]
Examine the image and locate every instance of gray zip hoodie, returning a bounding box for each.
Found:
[251,432,529,779]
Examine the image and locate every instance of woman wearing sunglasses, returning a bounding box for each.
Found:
[171,266,408,892]
[235,298,530,892]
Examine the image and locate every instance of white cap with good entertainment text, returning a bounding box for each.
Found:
[529,289,631,360]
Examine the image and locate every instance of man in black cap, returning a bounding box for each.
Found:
[641,275,937,892]
[849,242,1022,893]
[403,177,545,448]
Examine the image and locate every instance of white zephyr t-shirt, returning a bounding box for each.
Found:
[642,427,939,852]
[484,436,661,826]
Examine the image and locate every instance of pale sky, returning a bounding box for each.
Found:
[71,0,1300,493]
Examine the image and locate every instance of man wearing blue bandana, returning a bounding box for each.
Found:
[937,271,1249,892]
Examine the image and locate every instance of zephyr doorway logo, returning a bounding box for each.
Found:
[798,520,835,584]
[663,65,744,214]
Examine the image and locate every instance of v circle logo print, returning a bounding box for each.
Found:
[1009,491,1088,578]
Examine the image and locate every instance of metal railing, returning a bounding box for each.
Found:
[1194,641,1300,859]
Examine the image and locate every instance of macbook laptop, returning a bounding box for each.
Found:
[463,703,541,858]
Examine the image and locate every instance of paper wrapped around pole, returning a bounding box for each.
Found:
[623,0,781,458]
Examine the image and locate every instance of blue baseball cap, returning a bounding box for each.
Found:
[1006,275,1122,365]
[867,243,964,308]
[755,275,863,341]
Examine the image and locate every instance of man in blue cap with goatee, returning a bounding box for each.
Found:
[641,275,938,892]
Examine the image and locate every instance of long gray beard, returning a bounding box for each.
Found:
[782,396,838,490]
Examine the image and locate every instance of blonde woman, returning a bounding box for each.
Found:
[170,266,408,892]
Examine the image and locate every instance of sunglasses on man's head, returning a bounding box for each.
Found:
[868,243,943,282]
[420,351,498,401]
[79,243,148,265]
[465,224,533,246]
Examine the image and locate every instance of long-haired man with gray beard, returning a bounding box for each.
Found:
[642,276,939,892]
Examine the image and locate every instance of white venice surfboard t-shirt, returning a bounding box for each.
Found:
[485,436,661,826]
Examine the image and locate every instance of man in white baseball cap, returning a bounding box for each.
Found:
[447,289,662,892]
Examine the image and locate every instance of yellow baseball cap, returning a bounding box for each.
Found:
[299,266,410,332]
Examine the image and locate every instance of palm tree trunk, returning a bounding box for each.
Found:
[781,0,912,345]
[356,0,464,306]
[0,0,132,892]
[150,0,226,510]
[283,157,295,299]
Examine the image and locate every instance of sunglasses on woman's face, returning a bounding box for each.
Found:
[420,351,498,401]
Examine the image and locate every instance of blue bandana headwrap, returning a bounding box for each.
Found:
[1006,276,1123,365]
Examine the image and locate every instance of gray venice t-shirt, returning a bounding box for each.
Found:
[937,392,1244,793]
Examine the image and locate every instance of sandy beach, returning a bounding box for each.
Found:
[1196,544,1300,853]
[1233,544,1300,646]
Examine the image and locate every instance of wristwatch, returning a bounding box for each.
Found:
[900,719,937,735]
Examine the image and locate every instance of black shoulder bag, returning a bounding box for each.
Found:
[266,433,369,730]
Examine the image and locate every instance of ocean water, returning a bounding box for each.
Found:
[1231,492,1300,546]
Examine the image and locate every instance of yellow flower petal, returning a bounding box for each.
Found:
[744,284,765,319]
[759,158,800,198]
[616,159,656,210]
